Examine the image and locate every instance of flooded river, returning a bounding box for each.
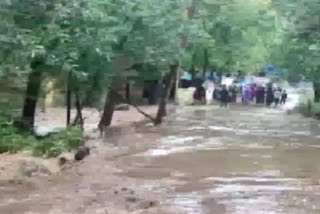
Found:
[119,105,320,213]
[1,105,320,214]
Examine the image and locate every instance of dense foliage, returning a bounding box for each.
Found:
[0,0,319,155]
[0,0,317,82]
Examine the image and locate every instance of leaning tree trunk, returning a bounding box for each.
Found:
[66,71,72,127]
[98,88,117,134]
[125,81,131,104]
[20,64,43,131]
[154,63,179,125]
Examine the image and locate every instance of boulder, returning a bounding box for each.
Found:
[33,127,63,139]
[74,146,90,161]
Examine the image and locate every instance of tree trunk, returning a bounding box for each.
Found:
[147,81,158,105]
[315,90,320,103]
[154,63,179,125]
[98,88,117,133]
[125,82,130,104]
[66,71,72,127]
[203,48,208,79]
[313,81,320,103]
[72,91,84,130]
[174,66,180,104]
[20,68,43,130]
[40,93,46,113]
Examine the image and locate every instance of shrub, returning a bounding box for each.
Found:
[31,127,83,158]
[0,126,83,158]
[298,98,313,117]
[0,105,83,157]
[311,102,320,117]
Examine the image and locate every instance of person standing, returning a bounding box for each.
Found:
[274,88,282,107]
[266,85,274,107]
[251,84,256,102]
[230,85,237,103]
[255,85,264,104]
[219,85,229,108]
[280,89,287,104]
[261,86,266,104]
[244,85,252,105]
[240,85,244,103]
[203,79,214,104]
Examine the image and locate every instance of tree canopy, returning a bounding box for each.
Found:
[0,0,319,128]
[1,0,317,81]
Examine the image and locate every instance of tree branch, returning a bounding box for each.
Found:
[113,91,156,123]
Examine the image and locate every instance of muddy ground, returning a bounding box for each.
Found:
[1,105,320,214]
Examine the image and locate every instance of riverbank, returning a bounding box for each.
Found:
[0,105,178,214]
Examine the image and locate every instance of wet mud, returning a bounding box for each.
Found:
[1,105,320,213]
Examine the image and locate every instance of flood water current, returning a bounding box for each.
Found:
[119,105,320,214]
[1,105,320,214]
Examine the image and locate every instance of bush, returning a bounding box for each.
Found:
[298,99,313,117]
[0,101,83,157]
[311,102,320,117]
[31,127,83,158]
[0,126,83,158]
[298,99,320,119]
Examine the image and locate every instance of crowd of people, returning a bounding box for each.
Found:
[194,82,288,108]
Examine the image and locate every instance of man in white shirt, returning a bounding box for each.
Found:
[203,79,215,104]
[274,88,282,106]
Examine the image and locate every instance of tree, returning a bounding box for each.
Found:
[1,0,129,130]
[271,0,320,80]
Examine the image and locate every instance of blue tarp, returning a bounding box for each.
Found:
[263,65,280,75]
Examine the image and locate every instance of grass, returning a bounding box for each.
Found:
[0,103,83,158]
[0,125,83,158]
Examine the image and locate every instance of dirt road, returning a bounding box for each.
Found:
[1,105,320,214]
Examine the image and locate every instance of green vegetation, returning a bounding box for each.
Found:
[0,102,82,157]
[0,125,82,158]
[0,0,319,156]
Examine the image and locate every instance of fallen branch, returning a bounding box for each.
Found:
[113,91,156,123]
[130,104,156,123]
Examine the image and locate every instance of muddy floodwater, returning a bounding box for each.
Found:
[1,105,320,214]
[119,106,320,214]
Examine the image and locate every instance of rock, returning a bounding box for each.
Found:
[121,187,128,191]
[58,157,67,166]
[19,161,51,177]
[137,200,158,209]
[125,196,138,203]
[115,104,130,111]
[33,127,63,139]
[74,146,90,161]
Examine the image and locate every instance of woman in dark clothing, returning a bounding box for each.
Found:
[261,86,266,104]
[266,86,274,107]
[193,86,206,104]
[220,85,229,108]
[256,86,266,104]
